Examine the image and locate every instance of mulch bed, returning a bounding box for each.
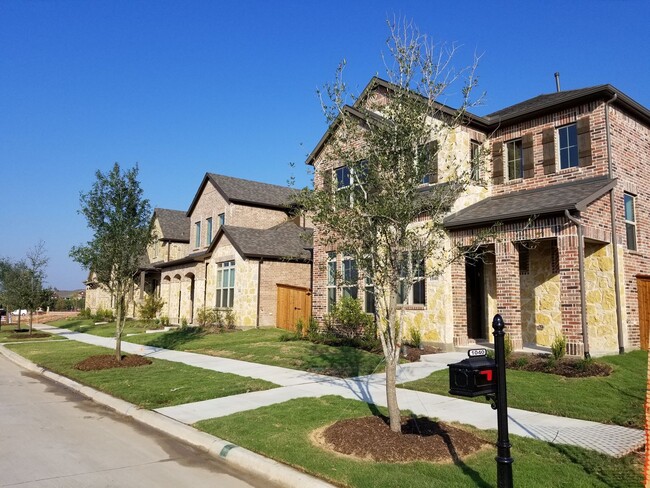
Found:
[315,415,488,463]
[506,353,612,378]
[8,332,51,339]
[74,354,152,371]
[403,344,441,362]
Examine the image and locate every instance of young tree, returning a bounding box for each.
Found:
[70,163,153,360]
[299,20,485,432]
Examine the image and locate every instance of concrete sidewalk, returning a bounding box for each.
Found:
[34,324,646,457]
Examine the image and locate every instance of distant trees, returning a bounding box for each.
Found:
[70,163,153,360]
[0,241,50,333]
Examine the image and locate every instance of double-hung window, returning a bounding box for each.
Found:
[341,256,358,299]
[470,140,481,181]
[558,124,578,169]
[624,193,637,251]
[218,212,225,227]
[397,253,425,306]
[194,221,201,248]
[215,260,235,308]
[206,218,213,246]
[335,166,351,189]
[420,141,439,184]
[506,139,524,180]
[327,252,337,312]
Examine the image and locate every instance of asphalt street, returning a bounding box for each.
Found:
[0,353,275,488]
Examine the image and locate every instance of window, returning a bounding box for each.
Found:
[218,212,225,227]
[194,221,201,248]
[624,193,637,251]
[518,245,530,276]
[206,218,213,246]
[335,166,351,189]
[506,139,523,180]
[470,140,481,181]
[420,141,439,184]
[342,256,358,299]
[397,254,425,306]
[216,260,235,308]
[364,276,376,314]
[558,124,578,169]
[327,252,337,312]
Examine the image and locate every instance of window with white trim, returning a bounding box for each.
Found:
[506,139,523,180]
[218,212,225,227]
[341,256,358,299]
[624,193,637,251]
[397,253,425,305]
[335,166,351,189]
[194,221,201,248]
[470,140,481,181]
[215,260,235,308]
[558,124,578,169]
[327,252,337,312]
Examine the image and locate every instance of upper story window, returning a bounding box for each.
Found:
[558,124,578,169]
[206,218,213,246]
[218,213,225,227]
[194,221,201,248]
[420,141,439,185]
[470,140,481,181]
[335,166,351,189]
[624,193,637,251]
[215,260,235,308]
[397,253,425,306]
[506,139,524,180]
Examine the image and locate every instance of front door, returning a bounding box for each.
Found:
[638,276,650,351]
[466,256,486,340]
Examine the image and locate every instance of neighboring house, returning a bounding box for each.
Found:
[308,77,650,356]
[85,207,190,316]
[155,173,312,327]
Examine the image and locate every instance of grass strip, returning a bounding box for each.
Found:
[401,350,647,429]
[6,340,277,409]
[196,395,641,488]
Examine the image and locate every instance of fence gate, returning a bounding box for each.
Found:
[276,284,312,331]
[638,277,650,351]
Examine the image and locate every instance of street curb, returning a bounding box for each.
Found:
[0,344,335,488]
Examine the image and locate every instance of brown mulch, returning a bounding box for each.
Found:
[74,354,152,371]
[315,415,488,463]
[506,353,612,378]
[403,344,441,362]
[8,332,50,339]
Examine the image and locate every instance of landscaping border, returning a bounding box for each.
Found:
[0,344,334,488]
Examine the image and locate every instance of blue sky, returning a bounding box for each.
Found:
[1,0,648,290]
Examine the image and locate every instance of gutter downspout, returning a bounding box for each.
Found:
[605,93,625,354]
[565,210,590,359]
[256,258,263,328]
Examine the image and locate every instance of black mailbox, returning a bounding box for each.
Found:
[448,350,497,397]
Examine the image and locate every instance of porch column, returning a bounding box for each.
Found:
[558,234,585,356]
[495,241,523,350]
[451,258,468,346]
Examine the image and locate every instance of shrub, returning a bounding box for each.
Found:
[180,317,188,328]
[551,334,567,360]
[224,308,236,329]
[326,296,374,340]
[138,294,164,321]
[295,318,304,337]
[307,316,320,340]
[196,307,216,327]
[160,316,170,327]
[94,308,114,322]
[214,309,224,328]
[408,326,422,348]
[79,308,92,319]
[504,334,513,360]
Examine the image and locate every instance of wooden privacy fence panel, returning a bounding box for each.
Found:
[276,284,312,331]
[638,277,650,351]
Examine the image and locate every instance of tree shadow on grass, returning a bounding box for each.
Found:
[144,327,205,350]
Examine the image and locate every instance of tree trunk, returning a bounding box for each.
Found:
[17,311,21,331]
[385,356,401,432]
[29,311,33,335]
[115,296,123,361]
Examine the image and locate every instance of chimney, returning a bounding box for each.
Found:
[554,72,561,92]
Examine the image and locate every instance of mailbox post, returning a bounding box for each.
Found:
[448,314,514,488]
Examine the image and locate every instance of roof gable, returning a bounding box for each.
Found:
[153,208,190,242]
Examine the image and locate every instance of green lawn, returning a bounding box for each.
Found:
[6,340,277,409]
[125,327,387,378]
[196,395,641,488]
[47,318,155,337]
[0,327,64,343]
[402,350,647,429]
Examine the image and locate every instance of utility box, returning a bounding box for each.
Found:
[448,350,497,398]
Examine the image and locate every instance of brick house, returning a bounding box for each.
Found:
[155,173,312,327]
[307,77,650,356]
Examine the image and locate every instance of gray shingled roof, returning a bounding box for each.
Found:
[208,173,299,209]
[154,208,190,242]
[221,221,313,261]
[444,176,616,230]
